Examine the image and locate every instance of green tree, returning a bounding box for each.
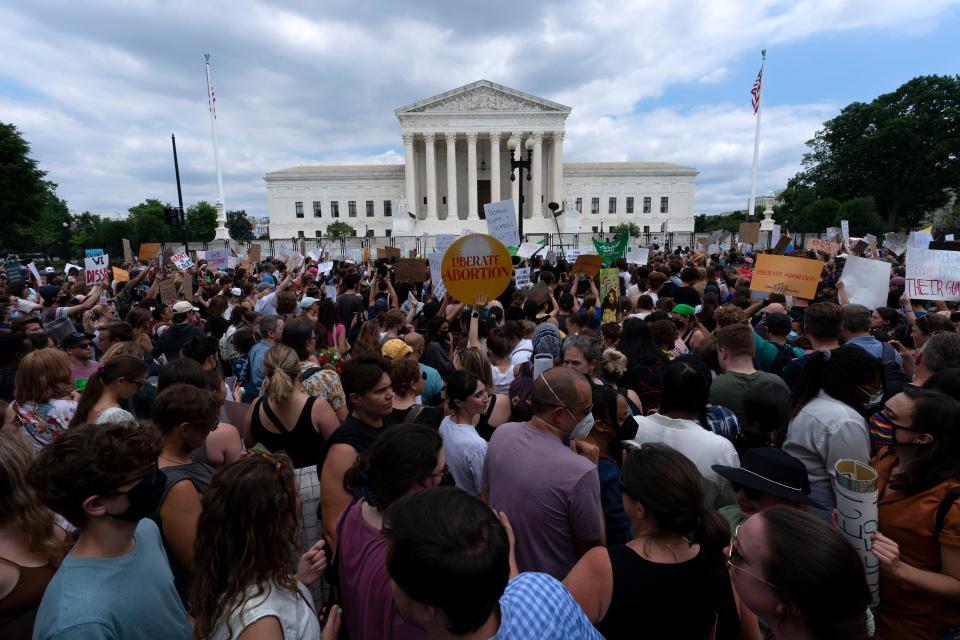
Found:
[226,209,254,242]
[326,221,355,238]
[609,222,640,236]
[793,197,842,231]
[0,122,48,235]
[839,196,884,235]
[186,201,218,241]
[128,198,174,243]
[694,211,747,233]
[795,75,960,229]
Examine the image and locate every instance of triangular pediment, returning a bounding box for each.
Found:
[395,80,571,116]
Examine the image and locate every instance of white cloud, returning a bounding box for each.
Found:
[0,0,957,218]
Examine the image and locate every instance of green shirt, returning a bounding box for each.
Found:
[709,370,789,426]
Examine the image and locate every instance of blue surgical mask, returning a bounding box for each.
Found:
[787,330,798,341]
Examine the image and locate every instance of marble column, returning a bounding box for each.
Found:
[445,133,457,221]
[424,132,437,220]
[466,132,478,219]
[552,131,564,209]
[511,131,524,218]
[402,133,418,219]
[530,131,543,218]
[489,131,501,204]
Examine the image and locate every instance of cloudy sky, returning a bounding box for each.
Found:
[3,0,959,218]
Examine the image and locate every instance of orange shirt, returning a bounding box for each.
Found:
[872,449,960,639]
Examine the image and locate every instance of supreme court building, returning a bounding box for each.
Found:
[265,80,698,240]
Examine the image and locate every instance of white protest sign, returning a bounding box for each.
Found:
[625,246,649,265]
[516,242,542,259]
[515,267,531,288]
[27,262,42,285]
[565,248,583,261]
[434,234,457,256]
[947,234,956,242]
[906,247,960,300]
[170,251,194,271]
[483,199,520,247]
[908,230,932,250]
[839,256,891,310]
[317,261,334,274]
[65,262,82,275]
[307,249,322,261]
[206,248,229,270]
[84,254,111,286]
[882,233,907,256]
[835,460,880,606]
[840,220,850,251]
[771,224,782,249]
[194,250,207,261]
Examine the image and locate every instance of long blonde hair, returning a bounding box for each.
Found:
[15,349,73,404]
[262,344,300,405]
[82,304,111,333]
[0,433,67,566]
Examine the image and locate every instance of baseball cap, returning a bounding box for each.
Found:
[39,285,61,303]
[299,296,320,310]
[765,312,792,334]
[382,338,413,360]
[171,300,199,313]
[256,282,275,292]
[61,332,94,349]
[230,287,243,297]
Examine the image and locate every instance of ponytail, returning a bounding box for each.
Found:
[70,355,147,427]
[692,506,732,555]
[262,344,300,405]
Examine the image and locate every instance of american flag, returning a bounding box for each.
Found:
[750,67,763,114]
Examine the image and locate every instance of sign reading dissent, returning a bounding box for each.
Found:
[906,247,960,301]
[439,234,513,303]
[750,254,824,299]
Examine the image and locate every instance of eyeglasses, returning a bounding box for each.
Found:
[727,524,779,589]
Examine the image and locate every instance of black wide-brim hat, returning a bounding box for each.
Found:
[713,447,822,508]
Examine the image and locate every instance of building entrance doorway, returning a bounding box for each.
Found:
[477,180,490,218]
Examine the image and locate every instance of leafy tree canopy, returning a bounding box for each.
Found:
[226,209,254,242]
[186,201,218,242]
[326,221,355,238]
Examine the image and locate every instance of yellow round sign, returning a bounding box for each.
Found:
[439,233,514,303]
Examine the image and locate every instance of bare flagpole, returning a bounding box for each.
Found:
[747,49,766,222]
[205,54,230,240]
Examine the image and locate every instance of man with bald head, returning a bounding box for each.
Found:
[482,367,603,579]
[404,331,443,404]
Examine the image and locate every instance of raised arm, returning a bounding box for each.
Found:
[468,293,486,349]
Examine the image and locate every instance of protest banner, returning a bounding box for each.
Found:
[840,220,850,251]
[908,230,933,250]
[771,225,782,250]
[112,267,130,282]
[514,267,531,288]
[571,255,603,277]
[592,235,628,266]
[565,248,583,261]
[439,234,513,303]
[249,243,262,263]
[158,278,177,304]
[835,459,880,606]
[395,258,430,283]
[138,243,160,262]
[905,247,960,300]
[85,248,104,257]
[483,199,520,248]
[599,268,619,302]
[122,239,133,263]
[806,238,840,256]
[516,242,543,259]
[170,251,194,271]
[882,233,907,256]
[285,252,304,272]
[750,254,824,299]
[306,249,322,261]
[839,256,891,310]
[825,227,843,245]
[317,261,335,275]
[206,248,229,270]
[738,222,760,244]
[27,262,42,286]
[625,246,650,265]
[84,254,111,286]
[377,246,401,260]
[3,262,24,286]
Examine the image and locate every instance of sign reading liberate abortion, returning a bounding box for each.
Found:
[906,247,960,300]
[440,234,513,303]
[750,254,824,299]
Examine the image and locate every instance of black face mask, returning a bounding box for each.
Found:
[110,466,167,522]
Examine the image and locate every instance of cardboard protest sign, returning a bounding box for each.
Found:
[182,275,193,301]
[439,234,513,303]
[158,279,177,304]
[834,460,880,606]
[112,267,130,282]
[772,233,792,255]
[750,254,824,299]
[395,259,430,283]
[625,246,650,265]
[249,243,262,263]
[138,243,160,262]
[122,238,133,263]
[84,254,111,287]
[170,251,194,271]
[483,199,520,248]
[514,267,531,288]
[738,222,760,244]
[571,255,603,277]
[840,256,891,310]
[806,238,840,255]
[206,248,229,270]
[377,246,401,260]
[905,247,960,300]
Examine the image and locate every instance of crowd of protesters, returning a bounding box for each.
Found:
[0,237,958,640]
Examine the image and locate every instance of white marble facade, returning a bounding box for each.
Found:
[265,80,697,240]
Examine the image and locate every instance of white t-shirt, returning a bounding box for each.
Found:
[439,416,488,496]
[210,581,319,640]
[509,339,533,367]
[491,363,515,394]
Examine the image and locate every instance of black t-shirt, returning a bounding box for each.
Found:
[672,286,702,307]
[337,293,365,328]
[316,412,394,474]
[391,405,443,430]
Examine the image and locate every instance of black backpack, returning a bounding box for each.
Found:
[766,342,798,376]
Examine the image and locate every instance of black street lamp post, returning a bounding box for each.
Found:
[506,135,533,242]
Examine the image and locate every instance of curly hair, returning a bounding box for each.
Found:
[713,304,747,328]
[27,420,162,528]
[0,433,67,566]
[190,452,301,640]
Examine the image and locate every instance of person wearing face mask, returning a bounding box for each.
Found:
[27,420,193,640]
[582,385,634,546]
[867,387,960,639]
[482,366,603,579]
[782,344,883,522]
[149,384,220,607]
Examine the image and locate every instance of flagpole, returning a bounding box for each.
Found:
[747,49,766,223]
[205,54,230,241]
